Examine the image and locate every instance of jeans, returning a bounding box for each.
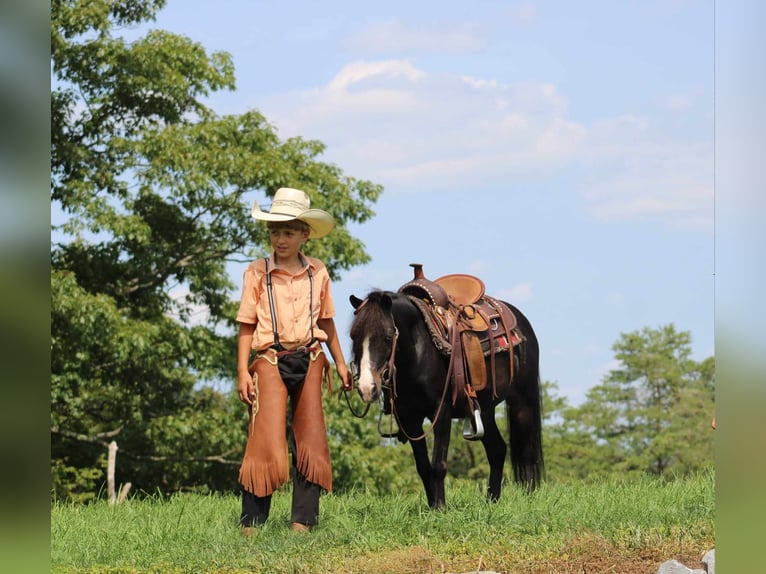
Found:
[239,433,321,527]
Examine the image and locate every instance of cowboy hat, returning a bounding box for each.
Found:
[251,187,335,239]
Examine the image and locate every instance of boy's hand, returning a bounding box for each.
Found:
[237,373,255,405]
[336,363,352,391]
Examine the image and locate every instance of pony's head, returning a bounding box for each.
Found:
[349,291,398,403]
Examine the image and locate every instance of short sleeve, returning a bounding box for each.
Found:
[236,262,262,324]
[318,268,336,319]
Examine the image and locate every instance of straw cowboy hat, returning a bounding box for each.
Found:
[251,187,335,239]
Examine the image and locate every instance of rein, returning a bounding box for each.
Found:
[382,312,451,443]
[387,356,452,443]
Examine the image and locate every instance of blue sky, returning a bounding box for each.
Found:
[121,0,715,405]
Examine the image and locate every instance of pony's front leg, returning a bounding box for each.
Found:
[428,416,452,509]
[408,435,436,507]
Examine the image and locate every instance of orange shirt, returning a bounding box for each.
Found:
[236,254,336,351]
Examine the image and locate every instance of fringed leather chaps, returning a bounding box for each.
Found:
[238,350,332,497]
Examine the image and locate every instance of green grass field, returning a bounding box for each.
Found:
[51,469,714,574]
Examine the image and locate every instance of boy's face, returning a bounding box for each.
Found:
[268,224,310,260]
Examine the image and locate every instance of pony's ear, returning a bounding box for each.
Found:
[381,293,393,312]
[350,295,364,309]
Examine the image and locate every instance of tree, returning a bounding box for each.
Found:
[51,0,383,500]
[573,325,714,479]
[539,381,614,482]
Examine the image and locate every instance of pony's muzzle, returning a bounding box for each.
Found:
[358,375,382,403]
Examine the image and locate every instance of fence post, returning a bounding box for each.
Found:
[117,482,132,503]
[107,441,117,505]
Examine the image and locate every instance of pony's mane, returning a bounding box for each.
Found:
[349,290,394,340]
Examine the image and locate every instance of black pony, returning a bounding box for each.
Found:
[348,289,544,509]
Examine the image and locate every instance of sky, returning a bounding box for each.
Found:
[118,0,717,405]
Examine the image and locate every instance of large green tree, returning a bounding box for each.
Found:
[51,0,382,500]
[546,325,714,481]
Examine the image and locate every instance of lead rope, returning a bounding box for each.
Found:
[343,388,372,418]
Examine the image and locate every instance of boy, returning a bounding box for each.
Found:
[236,187,351,534]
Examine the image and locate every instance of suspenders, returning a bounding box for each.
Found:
[264,255,315,349]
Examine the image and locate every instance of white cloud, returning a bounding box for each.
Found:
[259,59,712,229]
[327,59,426,92]
[262,60,582,190]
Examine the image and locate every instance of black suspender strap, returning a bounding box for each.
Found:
[264,257,280,347]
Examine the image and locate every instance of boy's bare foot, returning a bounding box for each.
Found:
[290,522,311,532]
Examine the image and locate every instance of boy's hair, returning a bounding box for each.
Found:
[267,219,310,234]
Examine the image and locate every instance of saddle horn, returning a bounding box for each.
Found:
[410,263,425,279]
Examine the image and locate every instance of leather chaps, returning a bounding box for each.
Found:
[238,349,332,497]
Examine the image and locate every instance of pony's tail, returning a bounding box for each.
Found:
[505,367,545,491]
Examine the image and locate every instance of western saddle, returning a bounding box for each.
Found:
[398,263,524,440]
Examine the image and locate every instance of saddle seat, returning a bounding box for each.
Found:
[435,273,485,306]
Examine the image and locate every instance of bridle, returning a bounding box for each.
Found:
[342,323,398,419]
[379,325,399,389]
[344,301,451,442]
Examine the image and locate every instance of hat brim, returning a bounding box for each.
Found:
[252,203,335,239]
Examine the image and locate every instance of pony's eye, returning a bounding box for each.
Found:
[384,331,394,342]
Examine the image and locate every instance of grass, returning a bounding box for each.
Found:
[51,469,714,574]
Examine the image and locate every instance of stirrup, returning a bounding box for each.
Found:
[462,408,484,441]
